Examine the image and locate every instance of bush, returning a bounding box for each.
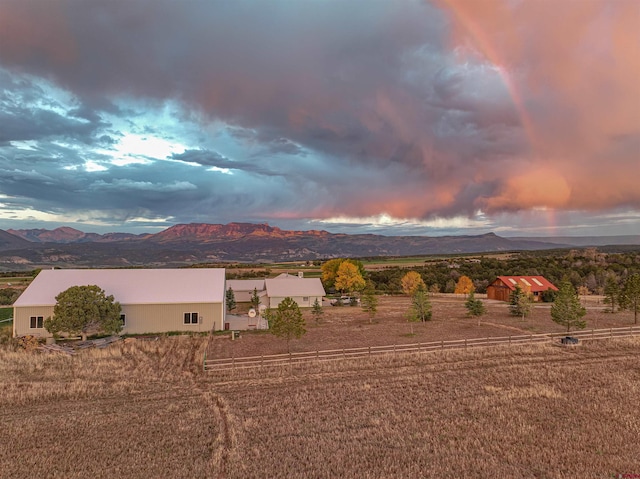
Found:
[541,289,558,303]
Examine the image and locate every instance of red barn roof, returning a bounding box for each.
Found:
[495,276,558,292]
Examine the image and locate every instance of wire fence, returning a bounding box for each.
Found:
[203,325,640,372]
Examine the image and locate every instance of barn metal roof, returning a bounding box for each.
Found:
[14,268,226,307]
[265,276,326,298]
[226,279,266,292]
[495,276,558,292]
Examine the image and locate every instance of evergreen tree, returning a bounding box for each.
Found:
[603,275,620,313]
[620,273,640,324]
[551,280,587,332]
[268,297,306,352]
[360,280,378,323]
[225,287,236,312]
[311,297,323,324]
[250,287,261,311]
[465,290,486,326]
[509,285,533,320]
[44,285,122,340]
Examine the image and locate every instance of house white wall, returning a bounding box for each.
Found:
[268,295,323,309]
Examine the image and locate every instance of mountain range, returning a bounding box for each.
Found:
[0,222,638,271]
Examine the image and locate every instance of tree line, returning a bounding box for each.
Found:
[366,249,640,295]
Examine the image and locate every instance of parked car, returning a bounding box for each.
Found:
[330,296,360,306]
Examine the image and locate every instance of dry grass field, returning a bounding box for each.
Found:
[1,297,639,478]
[212,295,637,358]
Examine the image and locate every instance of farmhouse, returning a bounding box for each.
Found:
[486,276,558,302]
[13,268,226,338]
[265,273,326,308]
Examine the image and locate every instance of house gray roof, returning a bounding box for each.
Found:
[14,268,226,307]
[265,276,325,298]
[226,279,266,292]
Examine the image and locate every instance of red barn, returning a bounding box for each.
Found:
[486,276,558,302]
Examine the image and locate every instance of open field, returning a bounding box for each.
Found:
[1,334,639,478]
[211,295,638,359]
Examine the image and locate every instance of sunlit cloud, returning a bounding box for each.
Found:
[0,1,637,236]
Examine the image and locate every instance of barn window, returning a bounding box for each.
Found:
[184,312,199,324]
[303,297,309,302]
[120,314,126,326]
[30,316,44,328]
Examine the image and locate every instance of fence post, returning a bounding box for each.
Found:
[441,340,444,350]
[316,350,319,360]
[393,344,396,355]
[509,336,511,346]
[610,328,613,338]
[203,350,206,372]
[343,349,345,359]
[261,355,264,367]
[368,346,371,357]
[464,339,467,350]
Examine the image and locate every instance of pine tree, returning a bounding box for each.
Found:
[268,297,306,352]
[620,273,640,324]
[603,275,620,313]
[360,280,378,323]
[551,280,587,332]
[465,290,486,326]
[225,287,236,312]
[250,287,261,311]
[509,285,533,320]
[311,297,323,324]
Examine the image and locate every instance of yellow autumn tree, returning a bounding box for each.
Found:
[334,261,366,295]
[321,259,343,289]
[401,271,426,296]
[454,275,474,295]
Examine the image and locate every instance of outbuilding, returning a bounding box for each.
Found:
[264,273,325,308]
[13,268,226,337]
[486,276,558,302]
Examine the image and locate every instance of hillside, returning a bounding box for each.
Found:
[8,222,639,270]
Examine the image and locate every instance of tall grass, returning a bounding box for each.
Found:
[1,336,638,478]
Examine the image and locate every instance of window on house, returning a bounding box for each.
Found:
[30,316,44,329]
[184,312,199,324]
[303,297,309,302]
[120,314,126,326]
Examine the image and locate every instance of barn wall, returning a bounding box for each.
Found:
[121,302,224,335]
[13,306,54,338]
[13,302,224,337]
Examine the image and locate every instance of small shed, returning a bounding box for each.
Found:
[486,276,558,302]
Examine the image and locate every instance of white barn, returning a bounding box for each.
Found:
[13,268,226,338]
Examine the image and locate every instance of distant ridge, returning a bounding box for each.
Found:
[507,235,640,247]
[0,222,635,271]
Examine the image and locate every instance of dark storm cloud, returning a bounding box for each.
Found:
[0,0,638,234]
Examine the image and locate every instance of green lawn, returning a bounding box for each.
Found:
[0,307,13,321]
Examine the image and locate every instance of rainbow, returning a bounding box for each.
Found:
[438,0,538,152]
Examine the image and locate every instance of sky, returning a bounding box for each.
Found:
[0,0,638,237]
